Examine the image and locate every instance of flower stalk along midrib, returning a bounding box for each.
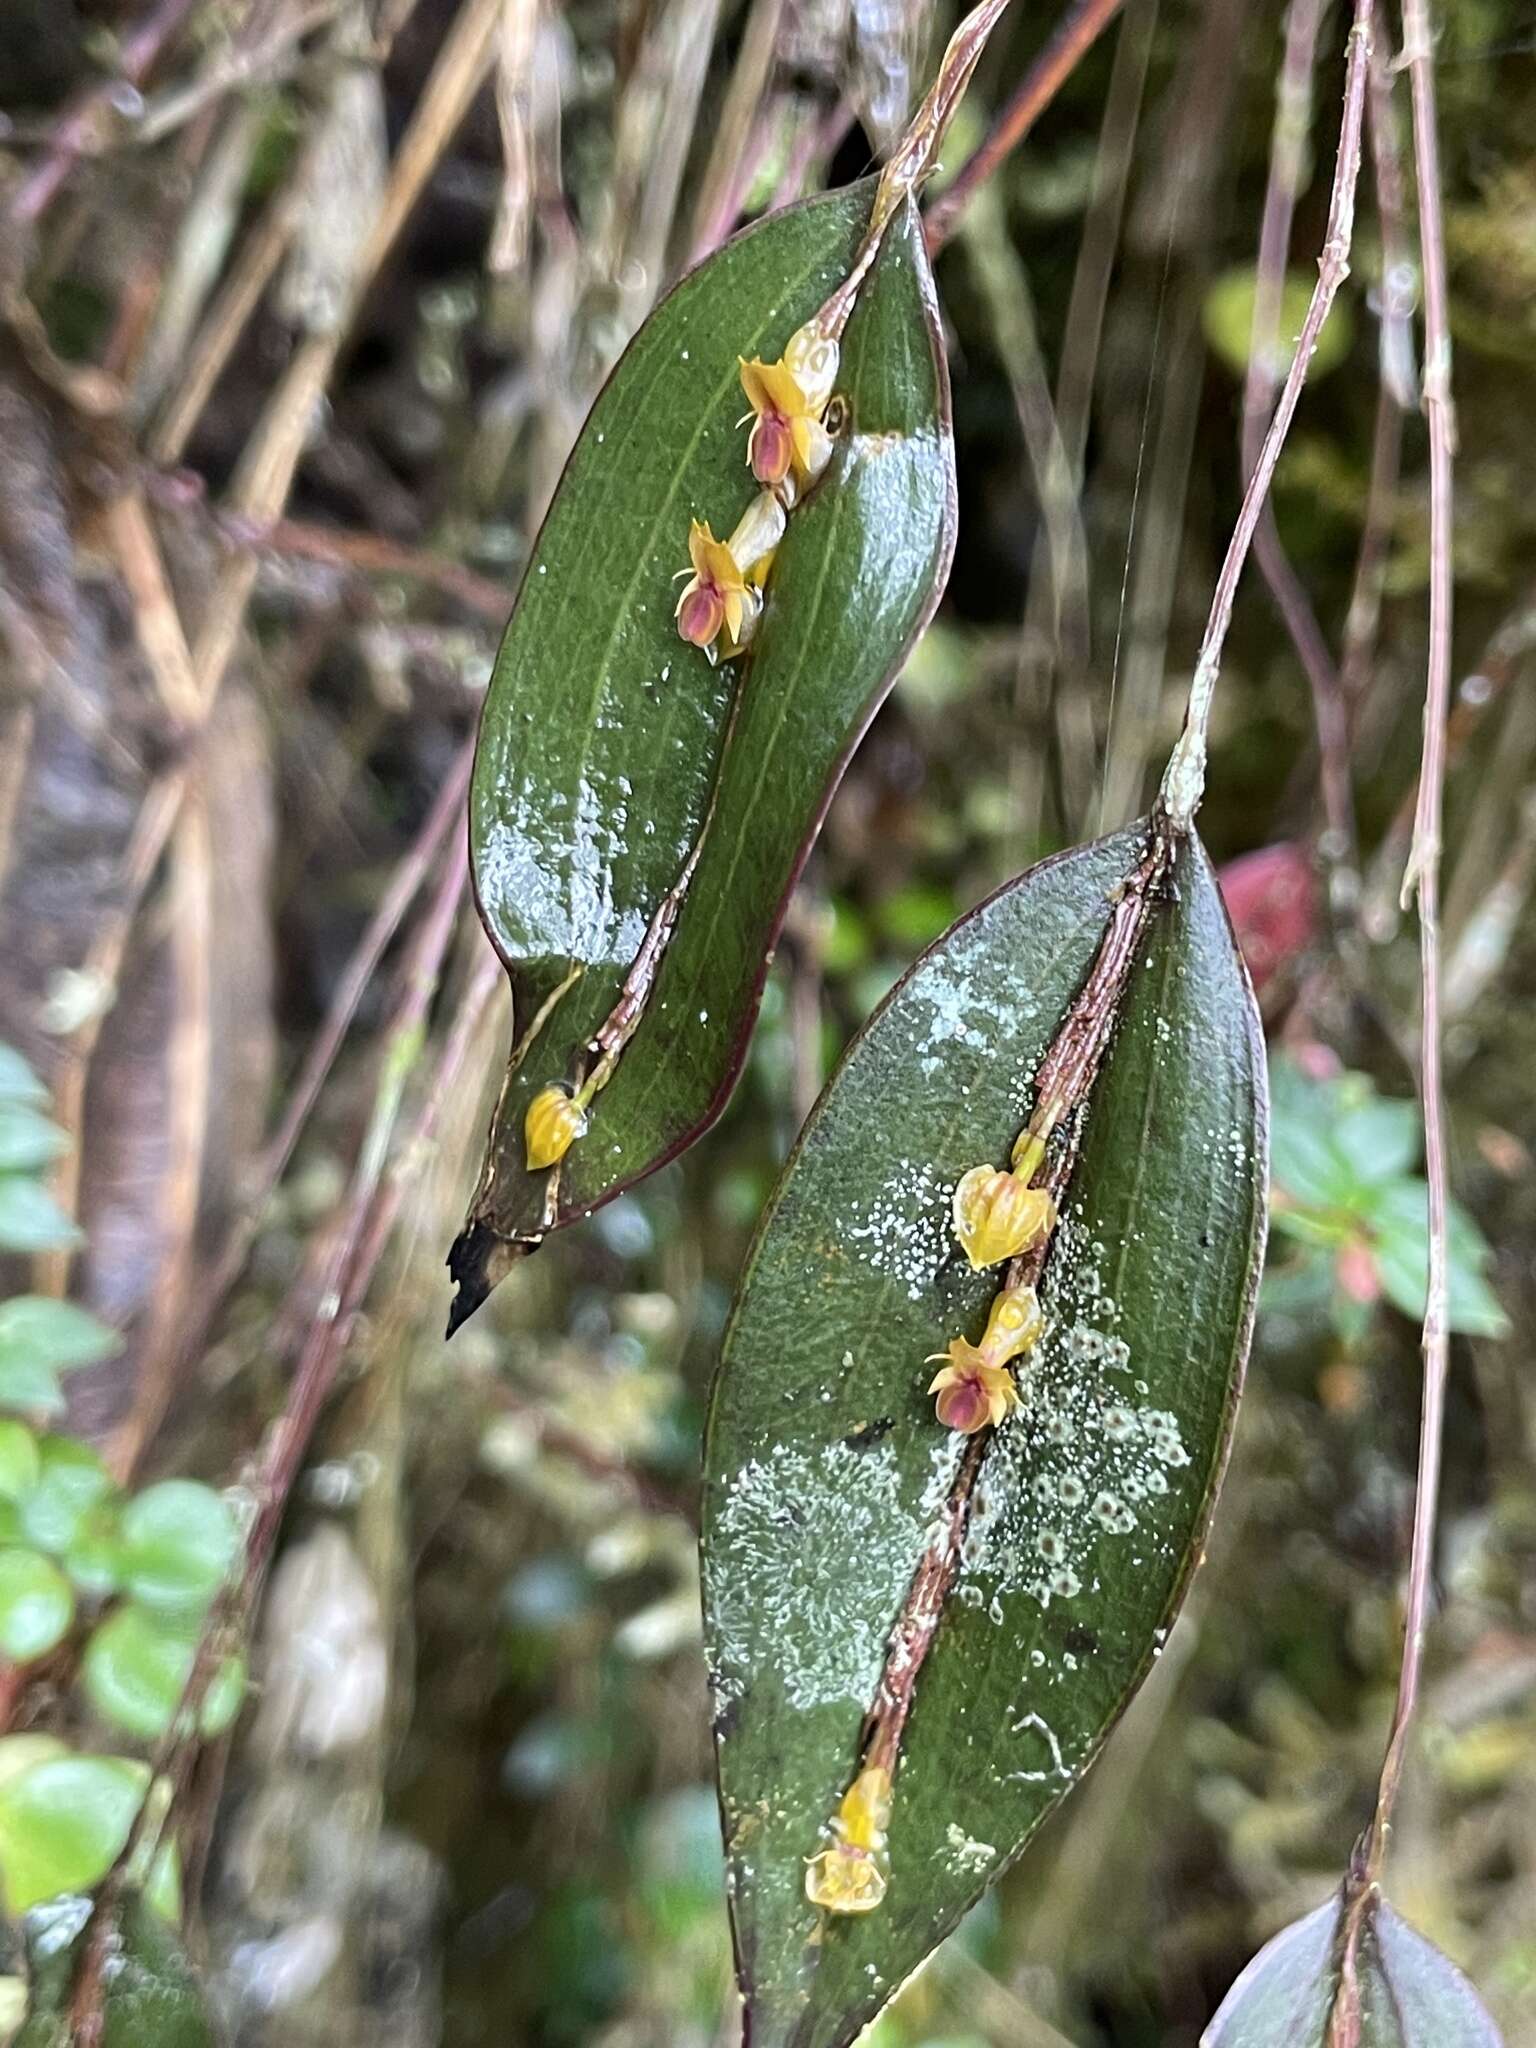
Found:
[809,1095,1066,1916]
[521,312,845,1181]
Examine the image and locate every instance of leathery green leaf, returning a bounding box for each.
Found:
[452,183,953,1320]
[1202,1895,1504,2047]
[701,824,1266,2048]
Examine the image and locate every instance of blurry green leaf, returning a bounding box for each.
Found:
[0,1753,147,1912]
[1368,1183,1509,1338]
[118,1482,239,1615]
[82,1606,244,1741]
[20,1438,114,1555]
[1203,1895,1502,2047]
[0,1549,74,1662]
[873,882,957,950]
[453,186,953,1312]
[0,1178,80,1255]
[65,1505,125,1600]
[0,1296,121,1375]
[0,1046,47,1108]
[17,1894,215,2047]
[0,1736,68,1788]
[1203,268,1353,383]
[0,1356,64,1420]
[0,1421,39,1502]
[0,1107,67,1174]
[703,826,1266,2048]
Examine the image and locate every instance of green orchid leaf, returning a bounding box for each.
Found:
[702,825,1266,2048]
[1203,1895,1502,2047]
[452,183,953,1323]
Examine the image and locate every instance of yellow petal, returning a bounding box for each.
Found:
[687,519,716,580]
[740,355,808,419]
[790,413,833,484]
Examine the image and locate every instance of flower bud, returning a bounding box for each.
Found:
[951,1167,1056,1271]
[524,1084,588,1170]
[978,1283,1045,1368]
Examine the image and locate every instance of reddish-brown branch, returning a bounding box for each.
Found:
[857,830,1171,1776]
[924,0,1128,254]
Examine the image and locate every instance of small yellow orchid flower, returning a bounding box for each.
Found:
[951,1167,1056,1271]
[806,1840,886,1913]
[524,1084,587,1170]
[674,494,785,664]
[926,1344,1021,1434]
[674,519,749,661]
[739,323,840,491]
[806,1765,893,1913]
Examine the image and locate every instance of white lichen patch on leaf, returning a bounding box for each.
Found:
[843,1156,952,1302]
[959,1209,1194,1613]
[1006,1711,1072,1784]
[707,1437,961,1711]
[942,1823,997,1873]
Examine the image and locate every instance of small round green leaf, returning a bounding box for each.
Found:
[0,1106,68,1174]
[0,1356,64,1420]
[1203,267,1353,382]
[0,1296,121,1374]
[82,1606,245,1741]
[119,1481,239,1614]
[0,1752,148,1912]
[0,1421,39,1502]
[65,1504,125,1600]
[0,1177,81,1255]
[20,1438,114,1555]
[0,1045,46,1107]
[0,1549,74,1662]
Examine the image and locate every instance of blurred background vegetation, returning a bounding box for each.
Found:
[1,0,1535,2042]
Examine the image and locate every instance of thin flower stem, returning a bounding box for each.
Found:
[1242,0,1359,897]
[1365,0,1456,1879]
[924,0,1129,254]
[1159,0,1374,836]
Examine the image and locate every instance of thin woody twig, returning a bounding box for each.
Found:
[923,0,1128,254]
[1160,0,1374,834]
[8,0,201,227]
[1241,0,1358,897]
[1330,0,1455,2030]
